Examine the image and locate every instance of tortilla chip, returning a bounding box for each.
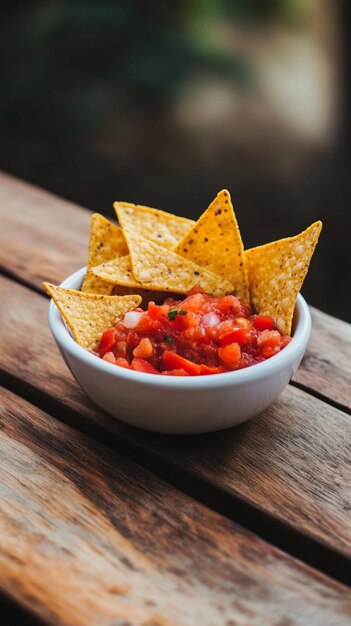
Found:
[174,189,249,302]
[92,230,233,296]
[125,230,234,295]
[93,255,190,297]
[245,221,322,335]
[81,213,128,295]
[43,282,141,350]
[114,201,194,249]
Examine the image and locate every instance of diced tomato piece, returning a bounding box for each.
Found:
[115,341,127,357]
[133,337,153,359]
[136,315,160,334]
[187,285,204,296]
[102,351,116,364]
[210,319,234,339]
[217,295,241,314]
[257,330,281,349]
[233,317,251,330]
[181,293,204,312]
[98,327,117,356]
[161,368,190,376]
[162,351,201,375]
[218,343,241,367]
[174,310,197,331]
[131,358,159,374]
[184,325,208,343]
[219,328,251,346]
[257,330,282,358]
[261,345,281,358]
[280,336,292,349]
[115,357,130,368]
[252,315,275,331]
[200,364,224,375]
[148,302,170,320]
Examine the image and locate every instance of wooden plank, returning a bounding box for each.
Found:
[2,388,350,626]
[0,170,349,410]
[294,307,351,411]
[0,171,89,287]
[1,275,350,567]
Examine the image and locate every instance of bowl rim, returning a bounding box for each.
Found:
[48,266,312,389]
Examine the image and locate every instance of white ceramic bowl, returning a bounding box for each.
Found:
[48,267,311,434]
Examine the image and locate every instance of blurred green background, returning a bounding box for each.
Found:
[1,0,349,320]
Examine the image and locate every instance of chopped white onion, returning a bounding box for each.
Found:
[122,311,143,329]
[201,312,220,328]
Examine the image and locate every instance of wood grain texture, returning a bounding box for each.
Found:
[0,275,350,564]
[2,387,350,626]
[0,171,89,287]
[294,307,351,411]
[0,171,349,410]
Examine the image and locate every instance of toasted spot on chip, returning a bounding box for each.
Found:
[43,282,141,350]
[81,213,128,295]
[245,221,322,335]
[92,231,233,296]
[174,189,249,302]
[114,201,194,249]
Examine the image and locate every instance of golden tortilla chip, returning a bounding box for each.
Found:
[92,230,233,296]
[81,213,128,295]
[114,201,194,249]
[93,256,184,297]
[43,282,141,350]
[174,189,249,302]
[245,221,322,335]
[124,229,234,295]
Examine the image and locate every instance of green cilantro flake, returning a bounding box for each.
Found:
[168,309,178,320]
[164,335,173,344]
[179,309,187,315]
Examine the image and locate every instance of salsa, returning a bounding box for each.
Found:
[96,286,291,376]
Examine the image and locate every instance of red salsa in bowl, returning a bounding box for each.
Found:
[97,287,291,376]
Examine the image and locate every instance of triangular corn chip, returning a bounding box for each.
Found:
[93,255,182,294]
[81,213,128,295]
[92,232,233,296]
[245,221,322,335]
[124,230,233,296]
[93,255,181,295]
[43,283,141,350]
[114,201,194,249]
[174,189,249,302]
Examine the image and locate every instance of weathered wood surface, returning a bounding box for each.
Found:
[0,171,349,411]
[2,387,350,626]
[0,171,89,287]
[1,275,350,564]
[294,307,351,411]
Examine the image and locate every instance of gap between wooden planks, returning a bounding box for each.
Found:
[0,385,351,626]
[0,170,350,413]
[0,273,350,588]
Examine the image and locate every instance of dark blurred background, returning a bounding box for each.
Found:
[1,1,349,320]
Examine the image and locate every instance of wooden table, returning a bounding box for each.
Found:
[0,171,350,626]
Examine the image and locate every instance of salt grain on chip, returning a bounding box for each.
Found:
[43,282,141,350]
